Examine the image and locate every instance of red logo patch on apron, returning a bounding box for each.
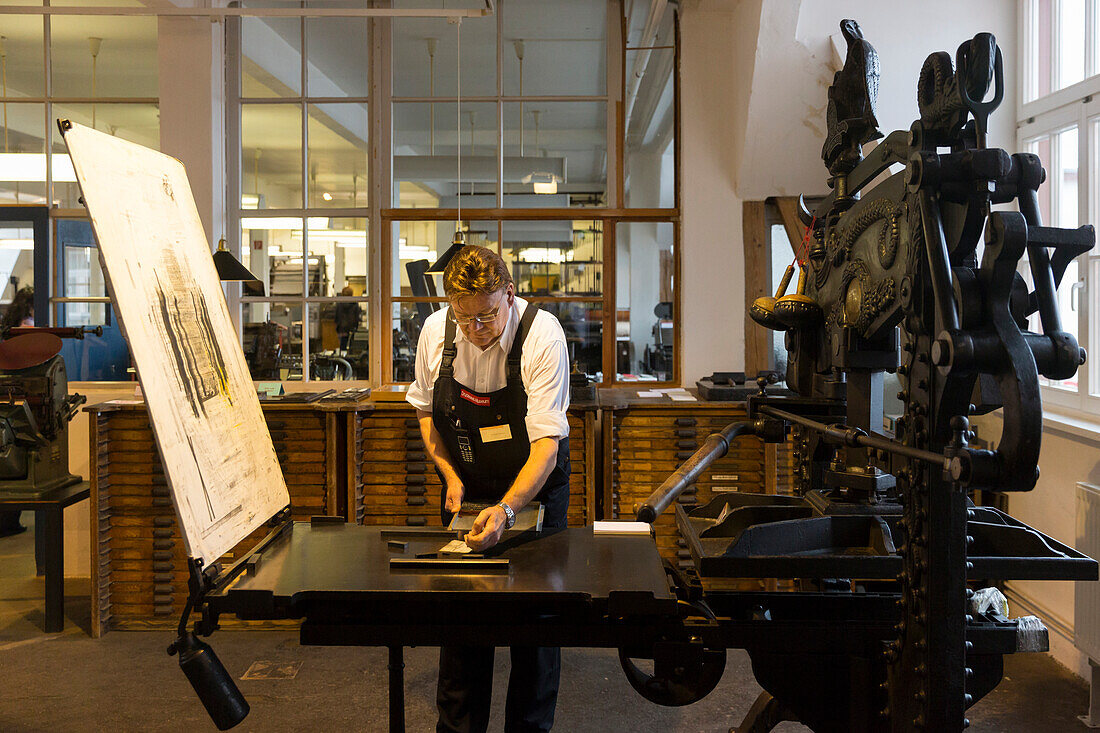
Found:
[459,389,490,407]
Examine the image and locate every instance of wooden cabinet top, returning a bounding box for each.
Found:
[597,386,747,411]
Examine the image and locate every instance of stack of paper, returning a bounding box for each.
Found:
[593,520,653,536]
[635,387,697,401]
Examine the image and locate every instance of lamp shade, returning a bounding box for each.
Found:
[212,239,265,295]
[426,230,467,274]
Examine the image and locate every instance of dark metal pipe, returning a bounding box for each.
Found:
[758,405,950,469]
[1019,188,1063,334]
[637,421,753,523]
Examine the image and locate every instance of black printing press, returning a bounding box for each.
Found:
[172,22,1096,733]
[0,328,94,497]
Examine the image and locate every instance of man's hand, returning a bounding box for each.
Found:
[464,505,507,551]
[444,481,465,515]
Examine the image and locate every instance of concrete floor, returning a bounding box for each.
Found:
[0,516,1093,732]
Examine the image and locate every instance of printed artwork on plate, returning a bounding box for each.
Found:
[62,121,289,565]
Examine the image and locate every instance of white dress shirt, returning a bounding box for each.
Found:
[406,296,571,442]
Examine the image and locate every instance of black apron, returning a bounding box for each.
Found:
[432,302,570,529]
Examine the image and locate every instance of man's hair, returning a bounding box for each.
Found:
[442,245,513,299]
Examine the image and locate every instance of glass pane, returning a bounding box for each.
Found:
[1036,0,1053,99]
[503,219,602,296]
[1056,126,1079,228]
[393,101,498,207]
[1058,0,1086,90]
[503,101,606,207]
[57,218,106,297]
[0,103,47,205]
[0,17,45,97]
[0,220,34,314]
[624,46,675,209]
[308,216,368,296]
[308,102,368,208]
[392,301,426,383]
[241,301,303,380]
[242,103,302,209]
[392,219,497,298]
[315,299,368,379]
[242,18,302,98]
[394,219,441,297]
[392,5,496,98]
[51,17,158,98]
[306,18,368,98]
[503,0,606,96]
[538,300,602,378]
[616,221,675,381]
[51,102,159,207]
[241,218,305,296]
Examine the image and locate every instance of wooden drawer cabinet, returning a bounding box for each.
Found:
[355,401,598,528]
[600,389,790,573]
[88,402,350,635]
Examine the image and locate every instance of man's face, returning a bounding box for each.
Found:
[450,284,514,349]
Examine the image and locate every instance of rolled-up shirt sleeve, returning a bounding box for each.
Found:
[405,316,441,412]
[521,314,571,442]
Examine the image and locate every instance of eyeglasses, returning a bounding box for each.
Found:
[448,292,507,326]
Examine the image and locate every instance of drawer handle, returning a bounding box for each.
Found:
[153,540,174,550]
[406,516,427,526]
[675,417,697,427]
[152,551,174,562]
[266,421,287,429]
[407,496,427,506]
[677,440,698,450]
[404,429,421,440]
[404,418,419,428]
[405,451,427,462]
[676,451,695,460]
[406,475,427,486]
[153,516,175,528]
[406,486,427,497]
[152,561,174,572]
[405,462,427,474]
[675,429,697,438]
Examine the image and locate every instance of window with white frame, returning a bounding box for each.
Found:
[1020,0,1099,413]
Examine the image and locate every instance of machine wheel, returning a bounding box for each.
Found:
[618,600,727,706]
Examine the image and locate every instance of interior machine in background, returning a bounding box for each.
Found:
[641,301,674,379]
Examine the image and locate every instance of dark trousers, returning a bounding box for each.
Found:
[436,645,560,733]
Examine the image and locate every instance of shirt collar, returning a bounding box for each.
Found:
[451,295,524,354]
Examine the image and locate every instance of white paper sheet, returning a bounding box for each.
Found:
[64,122,290,565]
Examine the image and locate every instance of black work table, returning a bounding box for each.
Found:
[207,523,675,732]
[0,481,90,632]
[209,523,677,647]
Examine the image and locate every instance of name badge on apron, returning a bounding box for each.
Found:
[479,424,513,443]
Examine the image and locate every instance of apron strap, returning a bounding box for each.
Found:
[440,310,458,379]
[507,302,540,383]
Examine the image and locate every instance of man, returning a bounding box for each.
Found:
[406,245,571,733]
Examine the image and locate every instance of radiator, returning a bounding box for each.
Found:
[1076,482,1100,727]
